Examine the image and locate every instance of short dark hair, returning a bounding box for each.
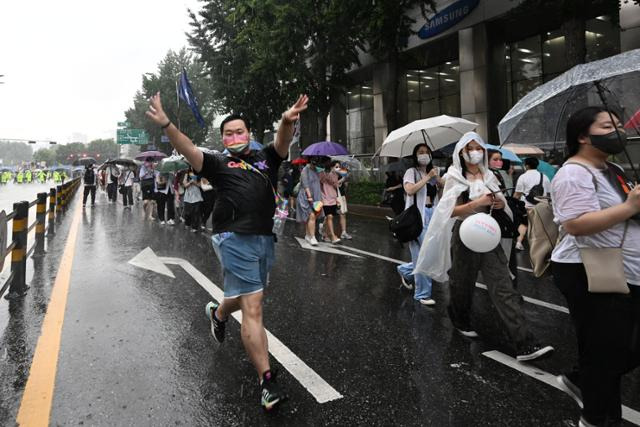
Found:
[565,106,620,157]
[220,114,250,135]
[524,157,539,169]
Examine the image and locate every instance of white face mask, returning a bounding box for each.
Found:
[463,150,484,165]
[417,154,431,166]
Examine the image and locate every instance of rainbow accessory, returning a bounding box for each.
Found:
[313,201,323,213]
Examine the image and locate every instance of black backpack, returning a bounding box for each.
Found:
[389,169,422,243]
[525,172,544,205]
[84,168,95,185]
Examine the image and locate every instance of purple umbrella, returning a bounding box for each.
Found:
[135,151,167,161]
[302,141,348,157]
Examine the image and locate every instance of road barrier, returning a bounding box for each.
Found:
[0,177,81,299]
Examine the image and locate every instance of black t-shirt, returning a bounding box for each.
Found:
[197,145,285,235]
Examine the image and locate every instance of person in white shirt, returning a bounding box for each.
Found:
[550,106,640,426]
[105,164,120,203]
[155,171,175,224]
[513,157,551,250]
[119,166,135,209]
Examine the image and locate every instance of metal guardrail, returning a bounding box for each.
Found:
[0,177,81,300]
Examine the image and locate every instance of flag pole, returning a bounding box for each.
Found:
[175,73,181,132]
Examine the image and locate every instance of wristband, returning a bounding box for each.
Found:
[161,121,171,129]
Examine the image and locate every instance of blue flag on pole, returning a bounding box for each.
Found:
[178,68,206,128]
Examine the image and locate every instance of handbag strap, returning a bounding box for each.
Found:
[412,168,418,206]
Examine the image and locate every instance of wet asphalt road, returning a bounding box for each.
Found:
[0,188,639,426]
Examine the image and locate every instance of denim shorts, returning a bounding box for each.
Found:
[211,232,275,298]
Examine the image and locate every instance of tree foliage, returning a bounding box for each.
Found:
[125,48,216,153]
[33,148,57,166]
[0,141,33,165]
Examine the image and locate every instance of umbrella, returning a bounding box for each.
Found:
[158,155,190,173]
[379,115,478,158]
[135,151,167,161]
[108,158,137,167]
[72,157,96,166]
[537,160,558,181]
[498,49,640,180]
[382,159,409,173]
[291,157,308,165]
[483,144,523,164]
[302,141,348,157]
[502,144,544,157]
[330,155,366,171]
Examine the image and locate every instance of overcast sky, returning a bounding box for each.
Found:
[0,0,201,146]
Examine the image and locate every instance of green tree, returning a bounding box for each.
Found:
[55,142,87,164]
[364,0,437,133]
[0,141,33,165]
[509,0,639,67]
[125,48,215,153]
[33,147,57,166]
[87,138,119,161]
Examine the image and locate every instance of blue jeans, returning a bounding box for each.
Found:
[397,206,433,300]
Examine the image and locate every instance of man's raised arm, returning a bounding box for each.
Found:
[146,92,204,171]
[274,94,309,159]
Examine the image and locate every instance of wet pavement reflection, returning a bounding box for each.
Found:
[0,190,638,426]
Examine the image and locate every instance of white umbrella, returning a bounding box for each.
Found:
[379,115,478,158]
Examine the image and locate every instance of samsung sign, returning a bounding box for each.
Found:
[418,0,480,39]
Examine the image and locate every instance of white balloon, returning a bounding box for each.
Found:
[459,213,501,253]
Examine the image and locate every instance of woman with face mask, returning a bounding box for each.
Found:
[296,156,325,246]
[550,106,640,427]
[415,132,554,361]
[397,143,440,305]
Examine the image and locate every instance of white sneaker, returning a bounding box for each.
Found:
[305,235,318,246]
[159,221,165,225]
[515,241,525,251]
[419,298,436,306]
[167,219,175,225]
[331,238,341,244]
[340,232,352,240]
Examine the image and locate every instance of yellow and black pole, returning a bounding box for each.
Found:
[8,201,29,299]
[48,187,56,236]
[33,192,47,257]
[56,185,62,216]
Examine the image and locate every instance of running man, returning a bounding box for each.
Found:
[146,92,308,411]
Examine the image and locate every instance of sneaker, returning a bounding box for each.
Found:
[201,225,206,230]
[331,238,341,244]
[515,241,525,251]
[556,373,583,408]
[447,306,478,338]
[159,221,165,225]
[340,232,352,240]
[305,235,319,246]
[516,343,554,362]
[399,273,414,290]
[322,235,332,243]
[260,371,287,411]
[205,301,226,343]
[419,298,436,306]
[191,228,198,233]
[167,219,175,225]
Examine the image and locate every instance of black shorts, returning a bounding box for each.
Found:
[323,205,338,216]
[141,179,155,200]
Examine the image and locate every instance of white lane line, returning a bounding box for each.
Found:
[475,283,569,314]
[337,245,404,264]
[483,350,640,426]
[160,257,344,404]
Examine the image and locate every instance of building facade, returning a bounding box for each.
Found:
[329,0,640,155]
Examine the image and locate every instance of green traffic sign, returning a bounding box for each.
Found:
[117,129,149,145]
[117,121,129,128]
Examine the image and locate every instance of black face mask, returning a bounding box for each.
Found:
[590,130,627,155]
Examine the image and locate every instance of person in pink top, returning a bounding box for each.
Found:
[319,160,343,244]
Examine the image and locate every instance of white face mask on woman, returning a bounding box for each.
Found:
[463,150,484,165]
[417,154,431,166]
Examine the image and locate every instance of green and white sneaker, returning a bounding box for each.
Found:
[260,371,287,411]
[205,301,226,343]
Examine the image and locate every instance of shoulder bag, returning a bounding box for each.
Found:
[389,169,422,243]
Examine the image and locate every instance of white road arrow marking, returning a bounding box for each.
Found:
[128,248,343,404]
[128,247,175,278]
[294,237,362,258]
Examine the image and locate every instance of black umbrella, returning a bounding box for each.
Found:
[72,157,97,166]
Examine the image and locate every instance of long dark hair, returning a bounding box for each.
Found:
[565,106,620,157]
[411,143,433,173]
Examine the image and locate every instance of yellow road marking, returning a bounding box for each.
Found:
[16,200,82,427]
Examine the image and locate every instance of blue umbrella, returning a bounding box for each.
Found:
[484,144,522,164]
[302,141,348,156]
[537,159,557,181]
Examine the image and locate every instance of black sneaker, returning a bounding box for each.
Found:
[516,343,554,362]
[557,372,583,408]
[260,371,287,411]
[205,301,226,343]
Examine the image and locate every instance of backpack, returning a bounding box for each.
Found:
[527,162,600,277]
[389,169,422,243]
[84,168,95,185]
[525,172,544,205]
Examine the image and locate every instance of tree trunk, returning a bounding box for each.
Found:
[562,16,586,68]
[253,118,266,143]
[317,107,328,141]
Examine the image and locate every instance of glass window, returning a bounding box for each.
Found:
[542,30,566,75]
[403,61,460,121]
[586,16,619,62]
[346,81,375,154]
